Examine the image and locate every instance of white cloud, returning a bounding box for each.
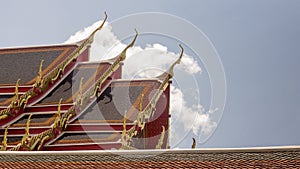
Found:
[65,20,202,74]
[65,20,106,43]
[64,20,124,61]
[180,54,202,74]
[170,85,217,136]
[124,45,178,78]
[65,20,216,147]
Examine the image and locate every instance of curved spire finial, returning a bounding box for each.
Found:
[92,12,108,35]
[94,11,108,33]
[120,29,138,61]
[168,44,184,78]
[156,44,184,91]
[85,12,108,45]
[100,11,108,29]
[192,137,196,149]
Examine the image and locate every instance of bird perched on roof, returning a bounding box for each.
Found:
[192,138,196,149]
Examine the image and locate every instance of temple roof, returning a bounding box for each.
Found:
[0,146,299,168]
[0,13,299,168]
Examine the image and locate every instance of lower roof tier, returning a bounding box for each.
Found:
[3,78,164,128]
[0,146,299,168]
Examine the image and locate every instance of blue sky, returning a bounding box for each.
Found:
[1,0,300,148]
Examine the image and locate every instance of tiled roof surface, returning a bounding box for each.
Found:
[75,80,162,124]
[0,147,299,168]
[10,113,55,127]
[0,45,76,85]
[0,95,12,104]
[39,62,111,104]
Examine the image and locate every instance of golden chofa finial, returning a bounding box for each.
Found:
[168,44,184,78]
[157,44,184,91]
[87,12,108,44]
[119,29,138,61]
[192,137,196,149]
[35,59,44,88]
[96,11,108,33]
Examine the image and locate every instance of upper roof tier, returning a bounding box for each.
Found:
[0,12,108,87]
[0,44,78,85]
